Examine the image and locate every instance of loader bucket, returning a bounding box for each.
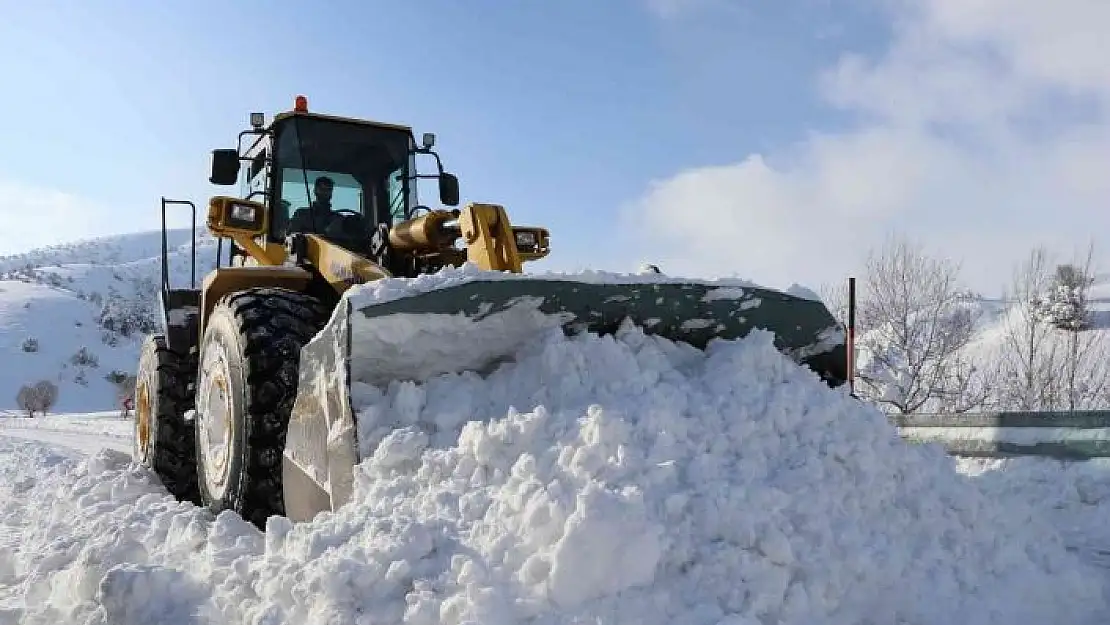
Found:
[348,278,847,385]
[282,274,848,522]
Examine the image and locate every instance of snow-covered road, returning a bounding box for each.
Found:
[0,412,131,456]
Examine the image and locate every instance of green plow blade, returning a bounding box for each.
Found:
[344,279,848,387]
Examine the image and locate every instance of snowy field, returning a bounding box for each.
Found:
[0,229,218,413]
[0,411,131,455]
[2,326,1110,625]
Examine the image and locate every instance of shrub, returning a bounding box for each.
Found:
[16,380,59,417]
[70,346,99,368]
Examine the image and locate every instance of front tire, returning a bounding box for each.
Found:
[134,334,199,504]
[193,287,327,528]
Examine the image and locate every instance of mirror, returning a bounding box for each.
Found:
[439,172,460,206]
[210,149,241,185]
[422,132,436,149]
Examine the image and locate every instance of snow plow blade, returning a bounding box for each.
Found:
[283,277,847,521]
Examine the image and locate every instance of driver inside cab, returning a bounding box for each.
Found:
[288,175,339,233]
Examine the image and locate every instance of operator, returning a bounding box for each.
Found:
[288,175,337,233]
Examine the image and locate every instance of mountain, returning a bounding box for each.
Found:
[0,230,218,413]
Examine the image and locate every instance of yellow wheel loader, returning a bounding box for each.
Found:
[133,96,850,529]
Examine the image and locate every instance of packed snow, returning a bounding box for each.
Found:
[0,412,131,456]
[2,326,1108,624]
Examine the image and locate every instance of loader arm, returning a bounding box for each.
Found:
[459,203,523,272]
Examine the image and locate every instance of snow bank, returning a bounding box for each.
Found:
[343,325,1106,625]
[1,327,1107,624]
[957,457,1110,570]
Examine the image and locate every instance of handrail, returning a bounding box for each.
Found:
[159,198,197,291]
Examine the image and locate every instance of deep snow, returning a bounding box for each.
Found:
[1,326,1108,625]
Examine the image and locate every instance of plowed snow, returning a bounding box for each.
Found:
[1,323,1107,624]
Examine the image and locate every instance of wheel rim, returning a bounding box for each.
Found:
[135,380,152,462]
[197,343,234,500]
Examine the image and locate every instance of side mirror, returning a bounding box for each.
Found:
[439,172,460,207]
[210,149,241,185]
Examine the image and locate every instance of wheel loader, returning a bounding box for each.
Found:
[133,96,850,529]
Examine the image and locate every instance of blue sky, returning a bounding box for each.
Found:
[1,0,1106,293]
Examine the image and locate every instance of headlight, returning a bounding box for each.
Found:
[231,203,257,222]
[515,231,536,248]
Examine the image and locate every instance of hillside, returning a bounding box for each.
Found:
[0,230,218,413]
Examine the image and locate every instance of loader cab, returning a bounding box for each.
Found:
[209,98,461,257]
[268,113,414,250]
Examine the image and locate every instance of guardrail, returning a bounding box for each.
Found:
[893,410,1110,460]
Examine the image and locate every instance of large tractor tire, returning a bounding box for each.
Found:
[134,334,200,504]
[192,287,328,529]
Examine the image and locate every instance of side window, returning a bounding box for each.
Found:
[387,165,406,223]
[247,151,268,201]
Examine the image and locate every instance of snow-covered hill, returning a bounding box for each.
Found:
[0,230,218,413]
[853,271,1110,413]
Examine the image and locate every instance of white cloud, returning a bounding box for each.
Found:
[625,0,1110,293]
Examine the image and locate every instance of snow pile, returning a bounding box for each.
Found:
[957,457,1110,570]
[341,325,1105,625]
[0,439,227,624]
[1,327,1107,624]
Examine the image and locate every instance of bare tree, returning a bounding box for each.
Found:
[16,380,59,417]
[993,245,1110,411]
[931,352,1000,413]
[994,247,1061,410]
[817,280,850,327]
[854,235,984,413]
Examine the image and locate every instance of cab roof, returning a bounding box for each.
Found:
[271,110,413,135]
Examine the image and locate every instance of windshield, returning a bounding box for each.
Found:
[270,116,415,239]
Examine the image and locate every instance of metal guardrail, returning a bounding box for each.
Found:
[894,410,1110,460]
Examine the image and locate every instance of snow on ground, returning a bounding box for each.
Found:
[0,229,218,412]
[0,281,148,412]
[1,327,1109,625]
[956,457,1110,571]
[0,412,132,455]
